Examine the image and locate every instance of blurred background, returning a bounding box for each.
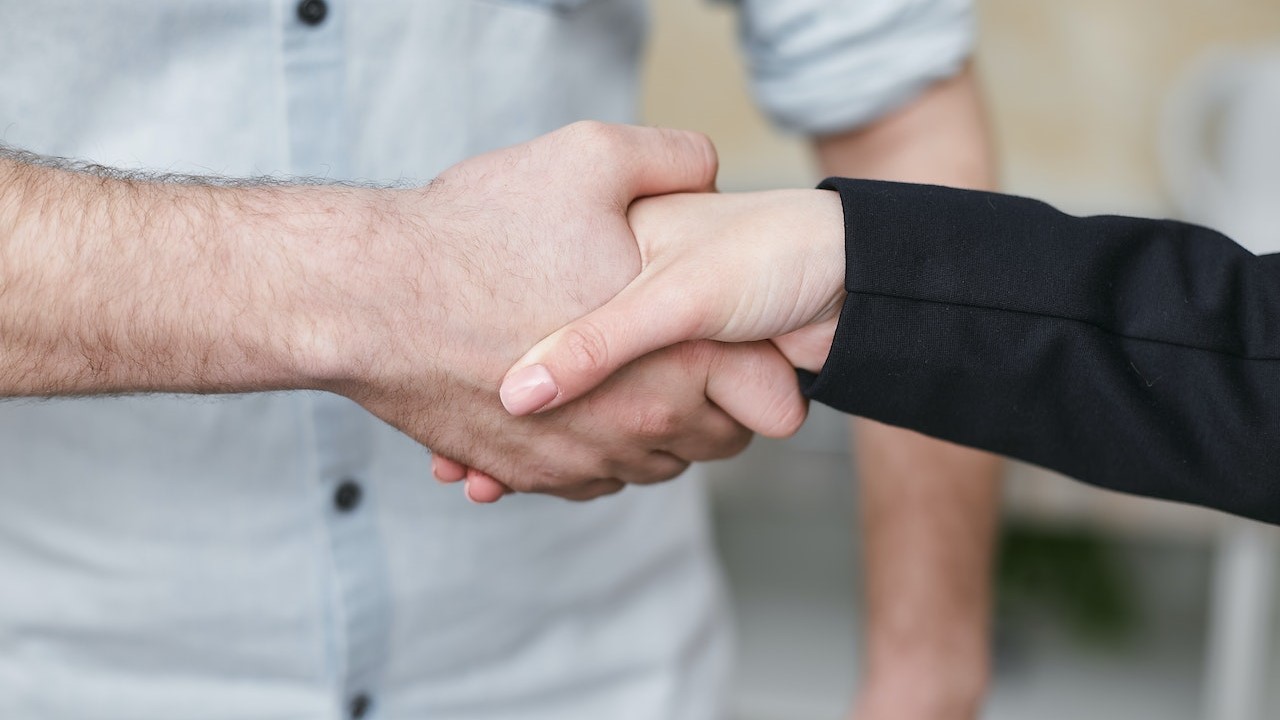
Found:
[639,2,1280,719]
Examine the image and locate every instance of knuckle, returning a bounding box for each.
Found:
[681,129,719,181]
[562,322,612,376]
[579,454,616,485]
[624,453,689,486]
[781,404,809,437]
[675,339,717,373]
[764,395,809,439]
[674,339,704,363]
[520,458,579,495]
[567,120,619,156]
[568,119,609,136]
[630,402,684,440]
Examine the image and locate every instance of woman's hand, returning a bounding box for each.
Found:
[498,189,847,416]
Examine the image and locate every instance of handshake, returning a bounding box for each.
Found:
[402,121,849,503]
[0,120,847,503]
[415,122,1280,524]
[8,117,1264,519]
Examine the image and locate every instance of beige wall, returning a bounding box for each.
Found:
[642,0,1280,213]
[640,1,813,191]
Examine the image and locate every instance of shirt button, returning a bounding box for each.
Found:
[349,694,372,719]
[296,0,328,26]
[333,480,362,512]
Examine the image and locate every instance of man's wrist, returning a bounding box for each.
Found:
[256,185,431,395]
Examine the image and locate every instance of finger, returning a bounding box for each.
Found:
[569,123,718,200]
[610,450,691,486]
[549,478,627,502]
[773,317,839,374]
[464,469,511,504]
[663,403,753,463]
[432,454,469,483]
[500,276,700,416]
[705,341,809,439]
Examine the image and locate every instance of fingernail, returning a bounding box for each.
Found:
[500,364,559,415]
[464,479,479,504]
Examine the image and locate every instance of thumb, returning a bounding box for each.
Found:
[598,124,719,200]
[499,276,699,416]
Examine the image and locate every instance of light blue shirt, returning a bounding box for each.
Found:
[0,1,972,718]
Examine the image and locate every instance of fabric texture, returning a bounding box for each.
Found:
[0,1,973,718]
[736,0,974,134]
[804,177,1280,524]
[0,2,725,719]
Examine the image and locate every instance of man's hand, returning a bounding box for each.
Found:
[0,122,804,499]
[495,189,847,417]
[340,124,806,499]
[433,337,805,502]
[432,188,837,501]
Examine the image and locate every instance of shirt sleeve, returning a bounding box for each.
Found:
[734,0,975,135]
[800,178,1280,525]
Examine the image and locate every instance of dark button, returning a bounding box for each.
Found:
[348,693,371,720]
[296,0,328,26]
[333,480,362,512]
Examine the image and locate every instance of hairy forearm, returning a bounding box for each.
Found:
[0,149,397,397]
[0,122,763,497]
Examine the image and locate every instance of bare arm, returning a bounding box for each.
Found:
[0,149,370,396]
[0,124,803,497]
[812,64,999,720]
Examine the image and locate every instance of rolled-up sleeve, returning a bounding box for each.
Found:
[735,0,974,135]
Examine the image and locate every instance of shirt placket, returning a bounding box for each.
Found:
[281,1,392,718]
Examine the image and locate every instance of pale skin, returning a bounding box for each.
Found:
[0,122,807,499]
[447,67,999,718]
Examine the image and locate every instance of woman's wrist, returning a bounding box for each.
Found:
[771,189,846,373]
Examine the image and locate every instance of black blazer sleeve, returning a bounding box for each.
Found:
[800,178,1280,524]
